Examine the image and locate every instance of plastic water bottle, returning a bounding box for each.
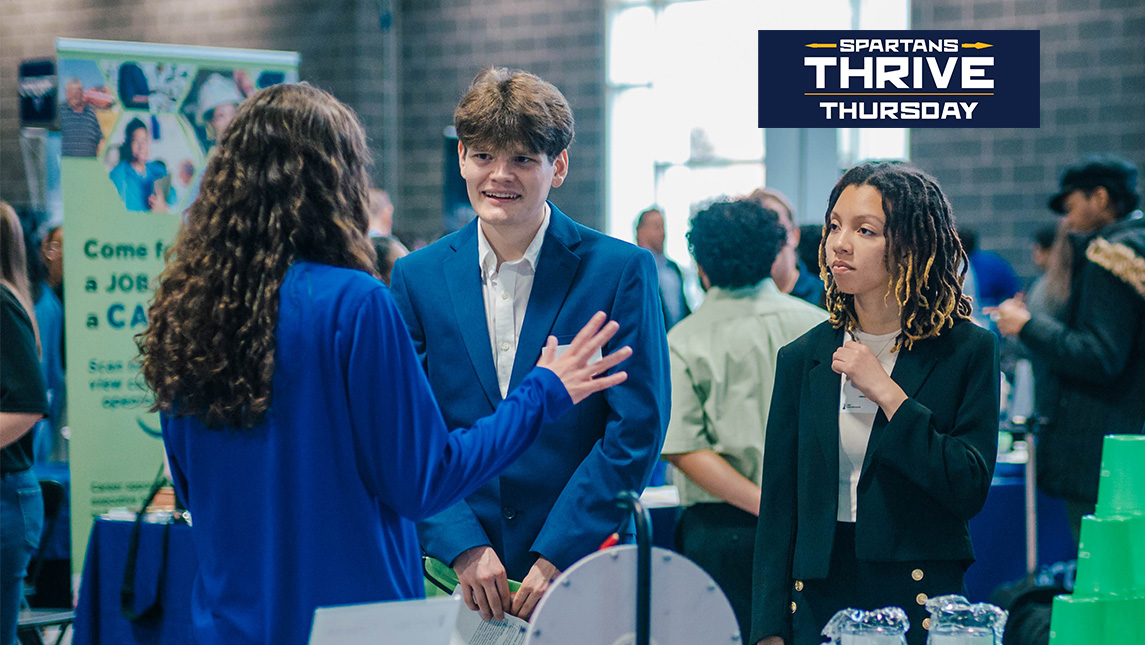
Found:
[822,606,909,645]
[924,595,1007,645]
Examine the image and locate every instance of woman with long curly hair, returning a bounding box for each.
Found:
[137,83,631,645]
[750,162,999,645]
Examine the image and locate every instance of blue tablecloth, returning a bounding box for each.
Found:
[964,472,1075,601]
[73,517,197,645]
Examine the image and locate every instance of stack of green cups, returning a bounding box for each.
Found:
[1049,435,1145,644]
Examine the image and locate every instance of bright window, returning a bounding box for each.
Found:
[606,0,910,273]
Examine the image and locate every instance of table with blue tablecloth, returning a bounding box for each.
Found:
[963,461,1076,601]
[73,517,197,645]
[66,468,1075,644]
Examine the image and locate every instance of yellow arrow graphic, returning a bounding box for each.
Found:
[805,43,838,48]
[960,42,993,49]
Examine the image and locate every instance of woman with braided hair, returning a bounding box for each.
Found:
[750,161,999,645]
[137,83,631,645]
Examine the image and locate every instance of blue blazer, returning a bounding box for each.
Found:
[390,203,671,579]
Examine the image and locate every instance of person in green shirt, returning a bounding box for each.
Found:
[661,198,827,643]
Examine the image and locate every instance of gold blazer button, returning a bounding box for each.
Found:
[790,601,797,614]
[916,593,928,605]
[911,568,924,581]
[922,617,932,630]
[794,580,804,592]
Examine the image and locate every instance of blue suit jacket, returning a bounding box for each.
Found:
[390,203,671,578]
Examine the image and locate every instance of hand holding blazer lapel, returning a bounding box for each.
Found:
[443,221,503,408]
[508,205,582,393]
[858,334,941,478]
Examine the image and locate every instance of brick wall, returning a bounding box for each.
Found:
[0,0,398,214]
[0,0,606,243]
[911,0,1145,281]
[396,0,605,242]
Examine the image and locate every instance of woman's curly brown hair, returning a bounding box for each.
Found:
[138,83,377,429]
[820,161,972,350]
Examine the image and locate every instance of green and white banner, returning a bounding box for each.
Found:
[57,38,298,571]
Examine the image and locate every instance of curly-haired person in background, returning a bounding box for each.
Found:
[660,199,826,643]
[1,202,48,645]
[751,162,999,645]
[137,83,632,645]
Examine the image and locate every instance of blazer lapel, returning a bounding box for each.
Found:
[508,204,582,392]
[443,221,502,407]
[809,327,845,470]
[859,334,941,477]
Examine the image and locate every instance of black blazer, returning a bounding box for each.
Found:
[750,319,999,644]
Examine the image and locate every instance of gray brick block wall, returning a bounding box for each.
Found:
[0,0,401,219]
[396,0,605,242]
[911,0,1145,281]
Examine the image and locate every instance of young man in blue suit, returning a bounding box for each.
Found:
[389,68,670,623]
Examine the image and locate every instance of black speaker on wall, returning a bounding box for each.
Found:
[18,58,57,126]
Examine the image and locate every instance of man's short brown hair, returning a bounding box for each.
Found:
[454,67,574,160]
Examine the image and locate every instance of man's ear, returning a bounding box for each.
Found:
[1091,186,1112,213]
[551,149,569,188]
[457,140,467,174]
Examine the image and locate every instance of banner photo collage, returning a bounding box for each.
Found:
[57,38,299,571]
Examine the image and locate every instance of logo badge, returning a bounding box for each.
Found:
[758,30,1040,128]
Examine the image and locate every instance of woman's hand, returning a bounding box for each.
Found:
[536,311,632,404]
[832,339,907,418]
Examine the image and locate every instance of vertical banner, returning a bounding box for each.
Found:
[56,39,299,571]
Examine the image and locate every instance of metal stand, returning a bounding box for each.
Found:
[617,490,652,645]
[1024,425,1039,574]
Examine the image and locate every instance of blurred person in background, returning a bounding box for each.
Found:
[636,207,691,330]
[662,198,826,642]
[368,188,395,238]
[958,227,1021,311]
[32,222,66,462]
[372,234,409,286]
[746,188,823,307]
[990,155,1145,544]
[1,202,48,645]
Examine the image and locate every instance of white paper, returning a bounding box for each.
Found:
[450,593,528,645]
[840,376,878,414]
[639,484,680,508]
[309,596,460,645]
[554,343,602,365]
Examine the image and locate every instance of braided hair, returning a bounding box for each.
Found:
[820,161,972,350]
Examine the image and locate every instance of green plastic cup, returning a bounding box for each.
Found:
[1103,596,1145,645]
[1073,515,1141,597]
[1049,594,1105,644]
[1096,435,1145,517]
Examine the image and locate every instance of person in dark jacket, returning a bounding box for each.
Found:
[751,162,998,645]
[990,155,1145,544]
